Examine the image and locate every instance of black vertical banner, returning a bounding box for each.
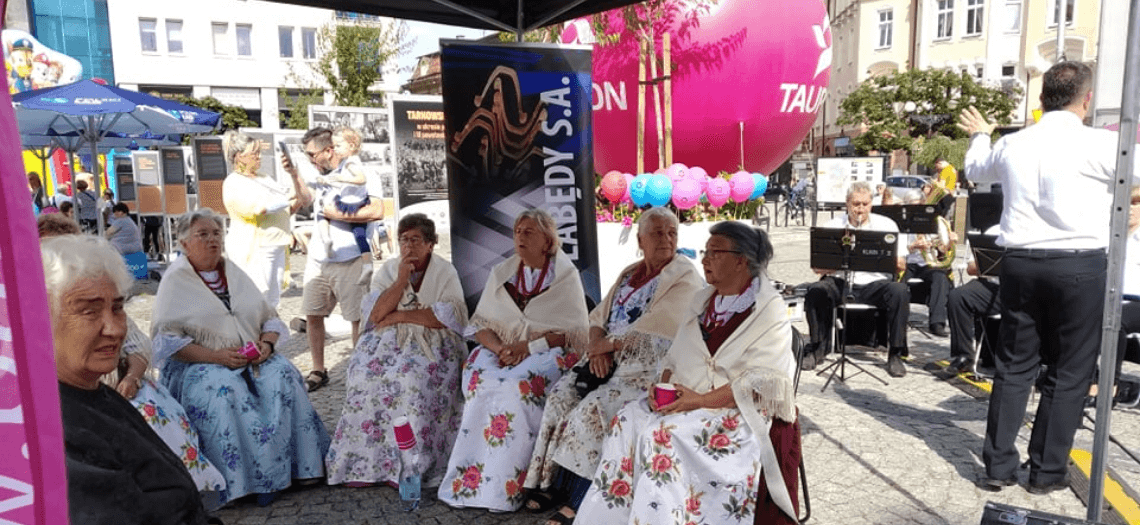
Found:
[392,96,447,209]
[441,41,599,311]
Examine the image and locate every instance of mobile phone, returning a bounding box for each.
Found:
[278,141,293,166]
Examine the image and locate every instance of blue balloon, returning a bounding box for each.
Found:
[630,173,652,207]
[646,174,673,207]
[751,173,768,200]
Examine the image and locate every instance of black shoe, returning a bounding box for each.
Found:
[929,323,949,337]
[290,318,307,333]
[800,343,820,370]
[1115,380,1140,408]
[887,353,906,378]
[947,356,973,374]
[978,475,1018,492]
[1026,478,1069,495]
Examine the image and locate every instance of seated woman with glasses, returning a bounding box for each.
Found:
[576,222,802,525]
[438,209,590,512]
[151,209,330,506]
[325,214,469,489]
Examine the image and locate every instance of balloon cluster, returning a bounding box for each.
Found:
[599,164,768,210]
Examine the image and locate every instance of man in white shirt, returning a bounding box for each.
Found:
[959,61,1140,494]
[802,181,910,377]
[945,225,1002,374]
[285,127,386,393]
[900,195,952,337]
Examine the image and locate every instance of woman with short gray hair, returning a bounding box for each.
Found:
[523,206,702,524]
[221,129,308,308]
[153,211,330,505]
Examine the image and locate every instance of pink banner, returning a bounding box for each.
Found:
[0,52,70,524]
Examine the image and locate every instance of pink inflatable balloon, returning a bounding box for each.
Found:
[671,177,702,210]
[688,166,709,180]
[621,172,634,203]
[707,177,731,208]
[654,167,666,175]
[666,163,688,184]
[729,170,756,203]
[564,0,830,176]
[600,170,628,203]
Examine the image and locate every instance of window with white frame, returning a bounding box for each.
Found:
[878,9,893,48]
[139,18,157,52]
[212,23,229,55]
[279,26,293,58]
[1004,0,1022,32]
[1001,64,1016,77]
[966,0,984,35]
[301,27,317,59]
[937,0,954,39]
[236,24,252,56]
[166,20,183,54]
[1048,0,1074,26]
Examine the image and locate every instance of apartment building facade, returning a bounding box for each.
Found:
[813,0,1102,162]
[106,0,401,130]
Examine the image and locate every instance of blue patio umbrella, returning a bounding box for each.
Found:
[12,80,219,233]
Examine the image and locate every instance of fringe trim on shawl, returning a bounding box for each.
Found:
[470,314,590,358]
[608,329,673,368]
[733,365,797,424]
[151,321,246,353]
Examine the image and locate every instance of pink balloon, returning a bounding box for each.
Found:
[600,170,628,203]
[729,170,755,203]
[671,177,702,210]
[666,163,688,184]
[688,166,709,180]
[621,172,634,203]
[654,167,666,175]
[707,177,731,208]
[564,0,830,176]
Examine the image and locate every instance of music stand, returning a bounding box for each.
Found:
[871,205,939,234]
[967,234,1002,277]
[810,227,900,391]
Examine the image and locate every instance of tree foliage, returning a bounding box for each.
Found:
[292,20,414,109]
[838,69,1020,158]
[171,95,255,133]
[281,90,324,130]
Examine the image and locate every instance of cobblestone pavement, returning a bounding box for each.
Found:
[125,221,1140,525]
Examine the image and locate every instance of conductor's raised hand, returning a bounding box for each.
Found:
[957,106,995,136]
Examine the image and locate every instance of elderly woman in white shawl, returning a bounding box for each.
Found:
[576,221,802,525]
[151,209,329,506]
[325,213,468,488]
[438,209,590,512]
[522,207,704,524]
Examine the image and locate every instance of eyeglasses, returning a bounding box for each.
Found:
[700,249,742,260]
[398,236,427,247]
[305,146,329,160]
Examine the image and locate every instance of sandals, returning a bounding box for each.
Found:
[305,370,329,392]
[545,507,576,525]
[524,490,558,513]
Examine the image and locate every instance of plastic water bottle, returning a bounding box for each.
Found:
[393,416,422,511]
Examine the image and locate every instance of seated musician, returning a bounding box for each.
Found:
[901,194,953,338]
[946,225,1002,374]
[802,181,911,377]
[1103,190,1140,406]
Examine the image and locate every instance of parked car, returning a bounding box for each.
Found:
[884,175,931,203]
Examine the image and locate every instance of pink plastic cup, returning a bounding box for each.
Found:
[393,416,416,451]
[239,341,260,360]
[654,383,679,407]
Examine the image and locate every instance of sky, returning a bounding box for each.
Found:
[395,21,490,85]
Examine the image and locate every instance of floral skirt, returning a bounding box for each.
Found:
[325,325,465,486]
[436,345,566,512]
[577,399,798,525]
[162,353,330,503]
[132,378,226,493]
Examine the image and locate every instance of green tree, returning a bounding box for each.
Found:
[171,95,255,132]
[281,89,324,130]
[838,69,1021,164]
[292,20,414,109]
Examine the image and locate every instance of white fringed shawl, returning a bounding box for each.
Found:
[362,252,469,361]
[661,278,797,520]
[588,254,703,367]
[469,250,589,353]
[150,256,278,354]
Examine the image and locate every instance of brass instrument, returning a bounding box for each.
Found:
[918,215,956,269]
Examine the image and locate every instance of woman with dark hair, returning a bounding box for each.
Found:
[577,222,802,525]
[325,213,469,489]
[438,209,590,512]
[105,202,144,255]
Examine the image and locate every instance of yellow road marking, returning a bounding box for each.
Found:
[1071,449,1140,524]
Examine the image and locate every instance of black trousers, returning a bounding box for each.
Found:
[1111,301,1140,380]
[805,276,909,354]
[984,250,1105,485]
[903,263,951,326]
[142,216,163,255]
[947,279,1001,360]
